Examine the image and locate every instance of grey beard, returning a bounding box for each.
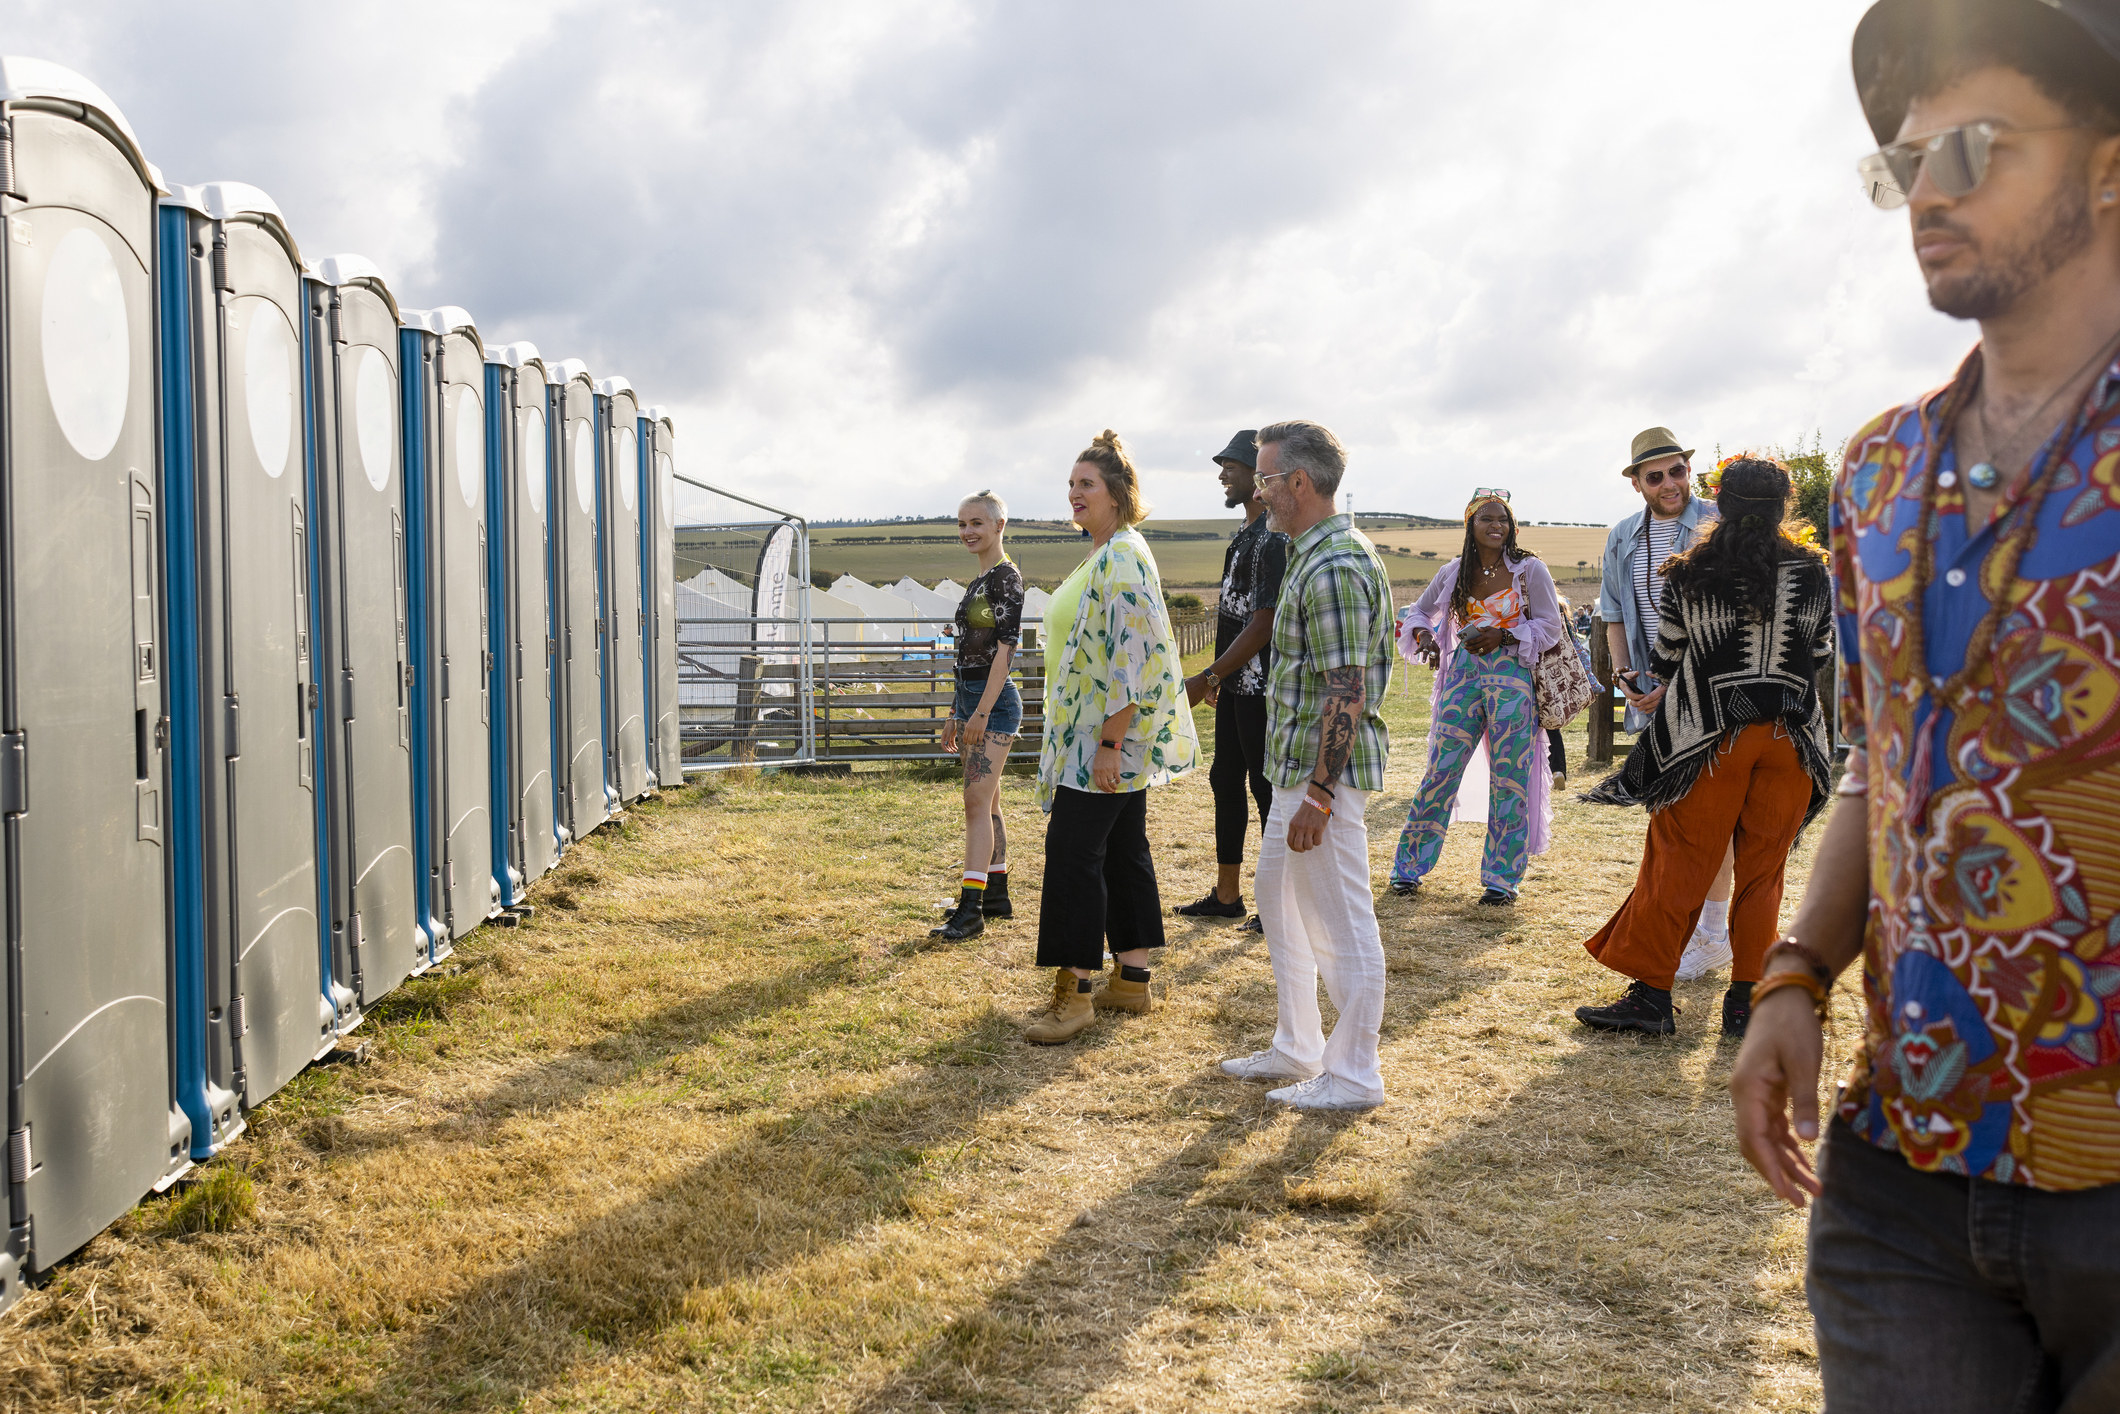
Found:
[1927,178,2095,321]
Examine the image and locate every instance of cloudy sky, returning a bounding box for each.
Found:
[10,0,1968,524]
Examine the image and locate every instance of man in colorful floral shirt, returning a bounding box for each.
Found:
[1733,3,2120,1407]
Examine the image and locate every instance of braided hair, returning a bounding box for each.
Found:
[1660,455,1825,616]
[1448,495,1537,625]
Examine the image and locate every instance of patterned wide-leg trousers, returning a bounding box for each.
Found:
[1392,648,1536,895]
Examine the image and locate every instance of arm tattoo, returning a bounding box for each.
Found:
[1315,666,1365,786]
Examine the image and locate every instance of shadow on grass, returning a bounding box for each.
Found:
[1279,1024,1799,1413]
[340,1006,1125,1411]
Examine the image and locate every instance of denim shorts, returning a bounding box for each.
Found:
[952,667,1022,736]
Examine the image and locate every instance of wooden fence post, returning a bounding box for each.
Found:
[1587,620,1622,766]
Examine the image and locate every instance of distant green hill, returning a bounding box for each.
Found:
[679,516,1614,592]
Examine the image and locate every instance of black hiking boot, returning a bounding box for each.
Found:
[1576,981,1677,1035]
[981,872,1013,918]
[1721,983,1753,1038]
[930,891,986,942]
[1175,889,1246,919]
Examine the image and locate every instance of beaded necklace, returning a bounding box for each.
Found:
[1906,344,2120,820]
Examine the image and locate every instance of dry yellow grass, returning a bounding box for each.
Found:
[0,667,1856,1412]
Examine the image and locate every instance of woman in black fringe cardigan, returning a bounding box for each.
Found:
[1574,456,1836,1040]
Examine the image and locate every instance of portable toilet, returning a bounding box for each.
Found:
[0,55,189,1300]
[643,408,682,788]
[548,360,606,842]
[595,378,649,803]
[401,307,498,952]
[304,255,424,1004]
[484,341,558,903]
[158,182,336,1160]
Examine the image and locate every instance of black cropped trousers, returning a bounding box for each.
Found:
[1036,785,1166,970]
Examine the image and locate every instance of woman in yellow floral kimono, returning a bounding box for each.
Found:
[1025,430,1199,1045]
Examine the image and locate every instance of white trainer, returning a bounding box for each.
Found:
[1675,925,1733,981]
[1265,1074,1382,1111]
[1219,1049,1319,1082]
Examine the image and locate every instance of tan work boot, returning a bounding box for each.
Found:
[1024,968,1096,1045]
[1093,964,1152,1014]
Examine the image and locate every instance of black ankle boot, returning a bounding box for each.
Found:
[982,872,1013,918]
[930,890,986,941]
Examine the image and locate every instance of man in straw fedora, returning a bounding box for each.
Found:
[1733,1,2120,1407]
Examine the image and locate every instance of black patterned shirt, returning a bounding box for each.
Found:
[1214,515,1288,696]
[954,559,1024,670]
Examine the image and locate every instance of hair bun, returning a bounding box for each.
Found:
[1094,429,1124,453]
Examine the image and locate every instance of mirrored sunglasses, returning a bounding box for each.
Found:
[1470,487,1511,502]
[1857,121,2080,209]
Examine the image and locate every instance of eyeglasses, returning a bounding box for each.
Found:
[1636,462,1689,489]
[1470,487,1511,502]
[1857,121,2083,209]
[1256,469,1297,487]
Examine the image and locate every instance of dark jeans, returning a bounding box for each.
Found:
[1211,692,1272,866]
[1037,786,1165,970]
[1808,1119,2120,1413]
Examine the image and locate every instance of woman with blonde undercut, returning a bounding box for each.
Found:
[1024,430,1198,1044]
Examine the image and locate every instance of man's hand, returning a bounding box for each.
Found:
[1092,743,1122,792]
[1288,797,1327,852]
[1616,669,1664,715]
[1730,987,1826,1207]
[1184,674,1219,709]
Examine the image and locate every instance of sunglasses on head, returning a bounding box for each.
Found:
[1470,487,1511,502]
[1857,120,2084,209]
[1636,462,1689,488]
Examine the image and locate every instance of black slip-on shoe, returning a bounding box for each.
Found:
[1175,890,1247,919]
[1575,981,1677,1035]
[1388,878,1421,897]
[1478,888,1516,906]
[1721,987,1752,1038]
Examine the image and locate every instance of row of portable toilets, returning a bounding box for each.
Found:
[0,59,690,1306]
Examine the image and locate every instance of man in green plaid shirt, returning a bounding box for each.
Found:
[1218,420,1394,1111]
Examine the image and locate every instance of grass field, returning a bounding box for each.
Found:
[0,652,1856,1412]
[800,520,1615,592]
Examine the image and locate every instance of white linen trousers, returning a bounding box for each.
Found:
[1254,786,1387,1101]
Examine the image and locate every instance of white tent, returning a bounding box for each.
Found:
[1022,586,1051,621]
[932,577,964,598]
[799,584,884,645]
[890,575,959,624]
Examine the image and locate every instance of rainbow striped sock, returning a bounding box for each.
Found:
[962,871,988,892]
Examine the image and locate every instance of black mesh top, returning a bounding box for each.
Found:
[954,559,1025,670]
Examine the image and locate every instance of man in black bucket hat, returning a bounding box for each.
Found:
[1175,431,1285,932]
[1732,2,2120,1408]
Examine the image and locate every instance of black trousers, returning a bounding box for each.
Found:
[1210,692,1272,866]
[1546,727,1567,778]
[1037,786,1166,970]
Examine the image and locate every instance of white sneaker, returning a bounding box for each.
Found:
[1675,926,1733,981]
[1265,1073,1382,1111]
[1220,1049,1320,1082]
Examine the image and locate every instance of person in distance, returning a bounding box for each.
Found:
[1177,429,1287,932]
[1024,431,1198,1044]
[1576,455,1834,1039]
[1732,3,2120,1408]
[1390,490,1563,905]
[931,491,1025,943]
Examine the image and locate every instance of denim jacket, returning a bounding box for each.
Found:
[1596,497,1717,733]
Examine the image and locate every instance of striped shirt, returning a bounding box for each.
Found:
[1632,513,1683,644]
[1263,514,1395,791]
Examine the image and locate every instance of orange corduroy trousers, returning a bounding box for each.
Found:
[1583,722,1814,991]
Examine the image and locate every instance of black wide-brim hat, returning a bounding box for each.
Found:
[1853,0,2120,144]
[1213,430,1259,470]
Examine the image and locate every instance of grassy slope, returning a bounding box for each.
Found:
[0,652,1850,1413]
[806,521,1614,590]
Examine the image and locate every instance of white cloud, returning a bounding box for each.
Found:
[3,0,1970,525]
